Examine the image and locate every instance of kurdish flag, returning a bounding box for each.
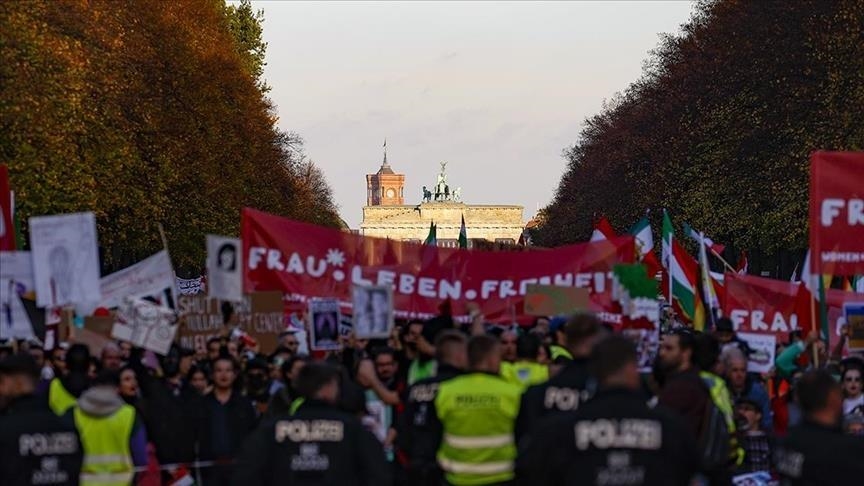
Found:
[458,215,468,249]
[662,210,705,329]
[424,221,437,246]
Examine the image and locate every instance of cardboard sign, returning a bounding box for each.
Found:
[29,212,101,307]
[0,251,35,340]
[809,151,864,275]
[845,303,864,352]
[737,332,777,374]
[309,298,341,351]
[176,291,284,353]
[112,298,178,355]
[207,235,243,302]
[352,284,393,339]
[524,284,591,317]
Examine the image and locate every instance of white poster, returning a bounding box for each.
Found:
[29,212,101,307]
[111,297,177,355]
[99,250,176,310]
[622,327,660,373]
[352,284,394,339]
[176,276,204,295]
[207,235,242,302]
[0,251,35,340]
[308,298,341,351]
[736,332,776,374]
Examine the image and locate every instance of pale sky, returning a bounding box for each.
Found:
[255,1,695,227]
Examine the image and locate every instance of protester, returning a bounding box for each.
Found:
[722,347,772,430]
[774,370,864,483]
[244,356,272,415]
[516,335,699,485]
[734,397,772,475]
[0,354,84,486]
[100,342,123,372]
[841,364,864,416]
[266,355,309,418]
[118,365,142,410]
[500,333,548,390]
[186,365,210,396]
[231,362,392,485]
[499,329,518,363]
[713,317,751,357]
[48,343,91,416]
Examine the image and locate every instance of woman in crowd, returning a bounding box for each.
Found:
[842,364,864,416]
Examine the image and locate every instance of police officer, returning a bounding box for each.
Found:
[774,370,864,484]
[232,362,391,485]
[515,313,602,443]
[398,330,467,486]
[435,334,522,486]
[516,335,698,485]
[0,354,83,486]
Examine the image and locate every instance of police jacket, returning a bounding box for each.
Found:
[516,388,699,486]
[396,364,462,483]
[774,420,864,485]
[515,358,593,443]
[0,394,83,486]
[231,399,392,486]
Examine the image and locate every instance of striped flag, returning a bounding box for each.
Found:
[662,210,705,329]
[682,222,726,255]
[458,215,468,249]
[629,217,654,256]
[735,251,749,275]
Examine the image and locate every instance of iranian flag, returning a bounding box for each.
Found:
[590,216,617,242]
[662,210,705,329]
[458,215,468,249]
[682,222,726,255]
[424,221,437,246]
[630,216,661,277]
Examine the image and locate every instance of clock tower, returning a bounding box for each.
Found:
[366,140,405,206]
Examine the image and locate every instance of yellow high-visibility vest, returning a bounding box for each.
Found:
[73,404,136,486]
[48,378,77,416]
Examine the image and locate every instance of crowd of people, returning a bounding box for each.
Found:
[1,306,863,485]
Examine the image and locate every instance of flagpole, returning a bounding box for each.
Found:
[709,248,736,273]
[668,232,674,308]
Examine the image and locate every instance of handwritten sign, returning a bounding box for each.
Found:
[177,291,284,353]
[524,284,591,316]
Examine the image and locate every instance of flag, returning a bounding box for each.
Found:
[790,262,799,283]
[458,215,468,249]
[682,222,726,255]
[0,164,14,251]
[629,217,654,256]
[842,277,853,292]
[800,250,832,300]
[697,231,721,325]
[590,216,616,242]
[662,211,705,329]
[736,251,749,275]
[424,221,437,246]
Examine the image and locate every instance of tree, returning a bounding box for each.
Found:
[224,0,269,92]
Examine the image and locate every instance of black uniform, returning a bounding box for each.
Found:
[231,399,392,486]
[396,364,462,486]
[0,394,83,486]
[515,358,594,443]
[516,388,698,486]
[774,420,864,485]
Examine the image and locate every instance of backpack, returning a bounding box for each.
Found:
[697,372,742,471]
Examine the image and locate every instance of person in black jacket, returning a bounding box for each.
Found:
[397,330,467,486]
[200,355,257,486]
[0,354,83,486]
[516,335,699,486]
[515,313,603,443]
[774,370,864,484]
[231,362,392,486]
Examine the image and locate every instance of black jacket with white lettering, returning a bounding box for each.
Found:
[396,364,462,486]
[0,394,83,486]
[231,399,392,486]
[774,420,864,485]
[515,358,594,444]
[515,388,699,486]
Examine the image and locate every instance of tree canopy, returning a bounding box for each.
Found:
[0,0,340,273]
[535,0,864,264]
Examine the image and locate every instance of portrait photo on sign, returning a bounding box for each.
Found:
[352,284,394,339]
[309,298,341,351]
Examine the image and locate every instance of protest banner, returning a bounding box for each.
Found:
[524,284,591,317]
[736,332,776,374]
[29,212,101,307]
[207,235,243,302]
[352,284,393,339]
[242,208,635,323]
[723,273,805,339]
[845,303,864,352]
[0,164,14,251]
[809,151,864,275]
[308,298,341,351]
[111,297,177,355]
[0,251,35,340]
[176,291,285,353]
[96,250,176,312]
[177,276,204,295]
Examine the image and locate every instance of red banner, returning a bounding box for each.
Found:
[241,208,635,323]
[0,164,15,251]
[809,151,864,275]
[723,273,805,339]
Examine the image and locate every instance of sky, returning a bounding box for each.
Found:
[255,1,695,227]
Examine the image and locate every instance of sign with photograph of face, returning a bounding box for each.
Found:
[352,284,394,339]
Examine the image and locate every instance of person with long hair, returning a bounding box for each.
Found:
[841,365,864,416]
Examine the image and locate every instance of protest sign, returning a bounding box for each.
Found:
[177,276,204,295]
[723,273,805,339]
[98,250,176,311]
[71,316,115,356]
[352,284,393,339]
[809,151,864,275]
[176,291,285,353]
[242,208,635,323]
[845,303,864,352]
[622,328,659,373]
[111,297,177,355]
[29,212,101,307]
[0,165,14,251]
[309,298,341,351]
[207,235,243,302]
[524,284,591,317]
[736,332,776,374]
[0,251,35,340]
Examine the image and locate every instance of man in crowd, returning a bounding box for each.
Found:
[0,354,83,486]
[100,343,123,372]
[434,334,522,486]
[515,313,602,443]
[500,333,548,390]
[656,330,710,438]
[516,336,699,485]
[499,330,518,363]
[48,344,92,416]
[232,362,392,485]
[722,347,772,430]
[734,397,772,475]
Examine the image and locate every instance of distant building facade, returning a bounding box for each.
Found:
[360,146,524,248]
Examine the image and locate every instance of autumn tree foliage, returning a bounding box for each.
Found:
[0,0,340,272]
[535,0,864,270]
